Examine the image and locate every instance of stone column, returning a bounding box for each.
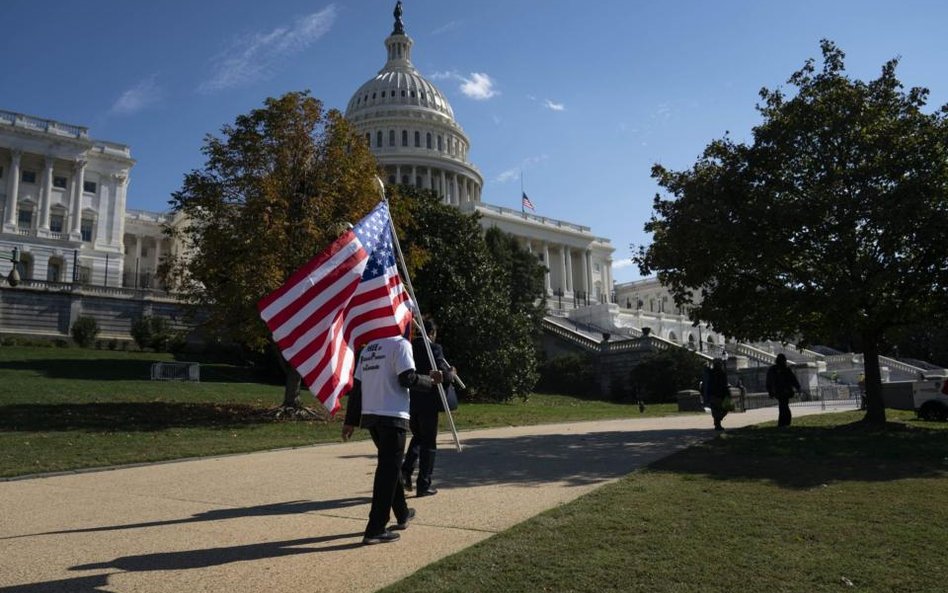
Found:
[395,165,401,184]
[586,250,594,300]
[605,259,613,303]
[440,170,447,203]
[452,174,459,206]
[411,165,417,187]
[425,167,432,190]
[4,150,22,229]
[39,157,53,232]
[559,245,568,294]
[70,159,87,237]
[543,243,551,294]
[112,173,127,247]
[565,247,573,293]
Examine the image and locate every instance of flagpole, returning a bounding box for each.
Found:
[375,177,463,453]
[520,169,524,213]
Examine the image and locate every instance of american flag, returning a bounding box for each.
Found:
[257,201,413,415]
[522,192,536,212]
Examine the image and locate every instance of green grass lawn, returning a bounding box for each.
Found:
[381,411,948,593]
[0,345,676,477]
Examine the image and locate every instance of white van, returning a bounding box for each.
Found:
[914,377,948,421]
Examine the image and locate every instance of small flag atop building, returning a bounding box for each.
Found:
[522,192,536,212]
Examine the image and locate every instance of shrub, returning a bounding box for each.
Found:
[537,353,595,396]
[107,339,118,351]
[631,348,706,403]
[70,316,99,348]
[131,315,180,352]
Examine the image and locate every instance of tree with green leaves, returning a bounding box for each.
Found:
[164,91,381,414]
[393,186,542,400]
[635,41,948,426]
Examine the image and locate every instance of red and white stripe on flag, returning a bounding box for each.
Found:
[522,192,536,211]
[257,201,413,416]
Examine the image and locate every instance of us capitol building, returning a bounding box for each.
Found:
[0,4,618,341]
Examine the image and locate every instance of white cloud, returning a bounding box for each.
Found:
[110,75,162,115]
[496,168,520,183]
[612,259,637,270]
[427,70,499,101]
[543,99,565,112]
[460,72,498,100]
[199,5,336,93]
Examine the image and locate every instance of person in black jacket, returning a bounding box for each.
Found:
[766,353,801,427]
[342,335,443,545]
[401,319,455,497]
[707,358,730,431]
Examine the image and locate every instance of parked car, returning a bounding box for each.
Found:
[913,377,948,421]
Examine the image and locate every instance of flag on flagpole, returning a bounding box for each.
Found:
[522,192,536,212]
[257,201,413,416]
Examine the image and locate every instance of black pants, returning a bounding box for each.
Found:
[366,425,410,536]
[777,397,792,427]
[403,409,439,491]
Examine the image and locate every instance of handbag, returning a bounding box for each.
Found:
[437,384,459,412]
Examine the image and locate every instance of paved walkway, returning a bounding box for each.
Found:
[0,406,851,593]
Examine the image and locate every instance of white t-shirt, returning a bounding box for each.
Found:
[354,336,415,419]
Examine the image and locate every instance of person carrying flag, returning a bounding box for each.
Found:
[342,335,443,545]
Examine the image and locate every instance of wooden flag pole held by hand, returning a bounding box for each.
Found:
[375,177,463,453]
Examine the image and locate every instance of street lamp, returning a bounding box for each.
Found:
[1,247,21,287]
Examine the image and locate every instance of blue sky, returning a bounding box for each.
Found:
[2,0,947,283]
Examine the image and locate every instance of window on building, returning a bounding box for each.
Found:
[83,181,97,193]
[53,176,67,189]
[388,174,396,185]
[50,212,65,233]
[414,131,420,147]
[401,175,409,185]
[22,170,37,184]
[415,176,422,187]
[80,218,94,242]
[401,130,408,146]
[426,133,432,149]
[78,265,92,285]
[437,136,443,151]
[17,208,33,229]
[365,133,371,146]
[401,90,406,97]
[389,130,395,146]
[0,166,4,179]
[376,131,383,148]
[47,261,62,283]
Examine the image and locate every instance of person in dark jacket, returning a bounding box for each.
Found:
[766,353,801,427]
[401,319,455,497]
[707,358,730,431]
[342,335,443,545]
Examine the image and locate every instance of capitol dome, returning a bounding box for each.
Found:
[344,4,482,206]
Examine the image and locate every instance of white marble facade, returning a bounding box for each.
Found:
[0,110,172,290]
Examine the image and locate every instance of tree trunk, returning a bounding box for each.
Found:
[274,348,302,409]
[861,334,887,426]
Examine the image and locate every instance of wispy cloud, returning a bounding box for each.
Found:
[543,99,565,112]
[199,5,337,93]
[431,20,461,35]
[429,70,499,101]
[496,168,520,183]
[494,155,549,183]
[110,75,163,115]
[612,259,637,270]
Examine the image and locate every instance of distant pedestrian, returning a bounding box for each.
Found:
[766,354,801,427]
[707,358,730,431]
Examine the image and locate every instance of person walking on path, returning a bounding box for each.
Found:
[707,358,731,431]
[401,319,456,497]
[766,353,802,427]
[342,335,443,544]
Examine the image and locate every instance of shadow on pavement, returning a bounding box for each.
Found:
[0,573,113,593]
[70,532,363,573]
[2,498,370,541]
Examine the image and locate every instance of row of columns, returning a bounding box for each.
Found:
[2,150,112,239]
[391,164,481,205]
[526,240,612,303]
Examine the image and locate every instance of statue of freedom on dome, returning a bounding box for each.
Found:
[393,1,405,35]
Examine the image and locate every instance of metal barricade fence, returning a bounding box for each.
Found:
[150,362,200,382]
[738,385,860,412]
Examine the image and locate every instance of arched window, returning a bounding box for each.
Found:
[426,132,432,149]
[437,135,443,151]
[47,256,64,283]
[401,175,409,185]
[376,131,383,148]
[365,133,371,146]
[415,176,422,188]
[401,130,408,146]
[389,130,396,146]
[414,131,420,147]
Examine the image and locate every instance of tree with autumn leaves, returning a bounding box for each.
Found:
[164,91,544,412]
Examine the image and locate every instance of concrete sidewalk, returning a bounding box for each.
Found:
[0,406,849,593]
